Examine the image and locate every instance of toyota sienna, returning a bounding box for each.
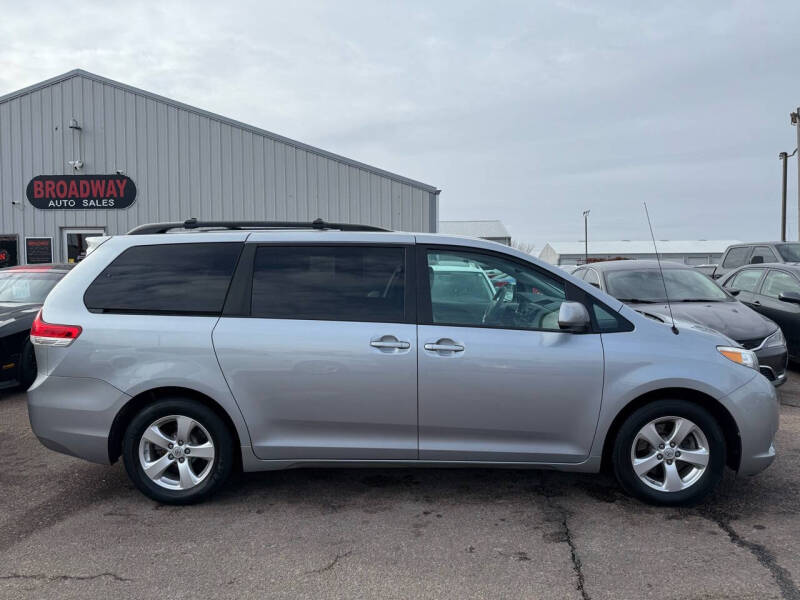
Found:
[27,220,779,505]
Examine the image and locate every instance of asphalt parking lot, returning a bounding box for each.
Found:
[1,377,800,600]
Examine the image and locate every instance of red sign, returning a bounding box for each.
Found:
[26,174,136,210]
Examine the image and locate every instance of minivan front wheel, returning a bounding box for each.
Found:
[122,399,234,504]
[612,399,725,506]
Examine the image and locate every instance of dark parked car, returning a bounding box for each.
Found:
[713,242,800,280]
[574,260,788,385]
[0,264,73,390]
[720,263,800,361]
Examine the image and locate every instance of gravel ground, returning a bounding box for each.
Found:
[1,372,800,599]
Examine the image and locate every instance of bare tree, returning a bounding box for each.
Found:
[511,240,536,255]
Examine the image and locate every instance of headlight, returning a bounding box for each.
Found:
[764,328,786,349]
[717,346,759,370]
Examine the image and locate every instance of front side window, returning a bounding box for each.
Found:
[727,268,764,293]
[251,246,406,322]
[605,268,729,302]
[761,271,799,299]
[722,247,750,268]
[425,249,566,330]
[84,243,242,314]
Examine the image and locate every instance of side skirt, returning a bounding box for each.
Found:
[239,448,601,474]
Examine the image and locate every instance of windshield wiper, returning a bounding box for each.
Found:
[616,298,663,304]
[676,298,721,303]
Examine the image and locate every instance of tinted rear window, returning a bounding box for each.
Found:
[251,246,405,322]
[84,243,242,314]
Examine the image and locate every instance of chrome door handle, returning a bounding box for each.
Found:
[370,340,410,349]
[424,343,464,352]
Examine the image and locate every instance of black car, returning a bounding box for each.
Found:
[574,260,788,385]
[720,263,800,361]
[0,264,73,390]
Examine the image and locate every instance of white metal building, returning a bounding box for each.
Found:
[438,220,511,245]
[0,69,439,266]
[538,240,741,266]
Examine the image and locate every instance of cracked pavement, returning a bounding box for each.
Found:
[2,373,800,599]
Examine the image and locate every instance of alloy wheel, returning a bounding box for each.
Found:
[138,415,216,490]
[630,416,710,492]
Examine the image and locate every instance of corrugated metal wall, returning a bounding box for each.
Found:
[0,72,438,262]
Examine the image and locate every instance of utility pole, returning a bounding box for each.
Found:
[582,210,590,264]
[793,109,800,240]
[780,152,789,242]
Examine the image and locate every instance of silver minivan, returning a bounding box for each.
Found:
[27,220,779,505]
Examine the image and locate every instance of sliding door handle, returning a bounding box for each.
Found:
[424,343,464,352]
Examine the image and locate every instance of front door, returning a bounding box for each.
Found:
[213,242,418,460]
[62,228,105,263]
[417,246,605,463]
[724,267,766,308]
[754,269,800,352]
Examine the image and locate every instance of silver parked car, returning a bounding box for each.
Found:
[27,220,778,506]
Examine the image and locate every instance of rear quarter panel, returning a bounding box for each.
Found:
[37,233,255,451]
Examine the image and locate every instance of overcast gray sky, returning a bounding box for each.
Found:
[1,0,799,247]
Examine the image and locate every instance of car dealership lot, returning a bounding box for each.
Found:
[0,379,799,600]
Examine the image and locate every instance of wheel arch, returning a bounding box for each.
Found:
[600,387,741,473]
[108,386,243,467]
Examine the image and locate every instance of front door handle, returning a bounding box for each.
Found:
[424,342,464,352]
[371,340,410,349]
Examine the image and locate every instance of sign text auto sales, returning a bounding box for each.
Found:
[26,174,137,210]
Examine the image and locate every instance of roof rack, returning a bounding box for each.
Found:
[127,217,391,235]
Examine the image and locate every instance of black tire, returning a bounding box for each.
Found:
[122,398,234,504]
[612,399,725,506]
[17,338,37,390]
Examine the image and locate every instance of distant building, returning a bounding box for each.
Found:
[439,220,511,245]
[538,240,741,266]
[0,69,439,265]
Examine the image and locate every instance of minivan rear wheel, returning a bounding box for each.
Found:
[612,399,725,506]
[122,398,234,504]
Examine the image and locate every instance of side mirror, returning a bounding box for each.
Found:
[778,291,800,304]
[727,288,741,296]
[558,301,591,332]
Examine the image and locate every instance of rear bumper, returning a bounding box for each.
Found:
[27,374,130,464]
[724,373,780,476]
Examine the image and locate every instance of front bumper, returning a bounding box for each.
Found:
[27,374,131,464]
[724,372,779,476]
[755,345,788,387]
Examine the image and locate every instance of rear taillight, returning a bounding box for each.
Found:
[30,310,82,347]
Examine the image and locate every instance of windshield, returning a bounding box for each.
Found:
[605,268,729,302]
[0,272,61,304]
[776,243,800,262]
